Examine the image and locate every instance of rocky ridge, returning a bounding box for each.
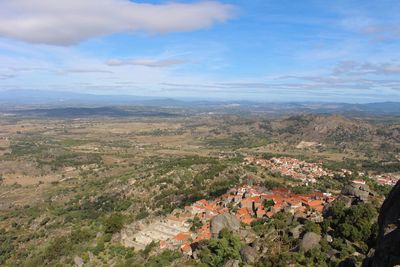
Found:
[363,181,400,267]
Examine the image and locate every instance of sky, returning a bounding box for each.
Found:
[0,0,400,103]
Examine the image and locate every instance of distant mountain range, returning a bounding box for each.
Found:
[1,89,400,116]
[0,89,174,105]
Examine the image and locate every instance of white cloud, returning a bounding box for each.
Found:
[334,61,400,75]
[0,0,235,45]
[106,58,186,67]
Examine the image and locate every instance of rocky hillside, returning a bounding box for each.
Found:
[273,115,372,142]
[363,181,400,267]
[270,114,400,153]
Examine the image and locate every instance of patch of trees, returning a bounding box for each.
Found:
[323,201,377,244]
[188,217,203,232]
[104,213,125,234]
[198,229,243,266]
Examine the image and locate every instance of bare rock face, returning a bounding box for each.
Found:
[238,228,258,244]
[210,213,240,237]
[341,183,372,202]
[299,232,321,252]
[363,181,400,267]
[289,225,303,239]
[74,256,84,267]
[240,245,258,263]
[222,259,240,267]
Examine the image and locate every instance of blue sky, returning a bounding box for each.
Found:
[0,0,400,103]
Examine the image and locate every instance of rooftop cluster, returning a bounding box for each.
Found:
[372,174,400,186]
[131,184,336,255]
[244,156,352,184]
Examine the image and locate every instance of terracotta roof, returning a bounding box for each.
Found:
[194,233,211,242]
[236,207,250,217]
[174,232,191,241]
[203,204,218,212]
[241,215,255,225]
[256,209,266,216]
[271,196,285,204]
[181,243,192,253]
[307,200,323,207]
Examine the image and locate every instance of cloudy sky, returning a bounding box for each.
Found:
[0,0,400,102]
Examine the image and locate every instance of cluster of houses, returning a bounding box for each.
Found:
[352,174,399,187]
[127,156,397,255]
[372,174,400,186]
[244,156,355,184]
[156,184,335,255]
[244,156,335,184]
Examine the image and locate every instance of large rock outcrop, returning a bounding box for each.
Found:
[341,183,373,202]
[324,184,374,217]
[289,225,303,239]
[222,259,240,267]
[210,213,240,237]
[299,232,321,252]
[363,181,400,267]
[240,245,258,263]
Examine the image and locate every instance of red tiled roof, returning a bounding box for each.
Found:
[307,200,323,207]
[194,232,211,242]
[236,207,250,217]
[203,204,219,212]
[181,243,192,253]
[256,209,266,216]
[241,215,255,225]
[174,232,191,241]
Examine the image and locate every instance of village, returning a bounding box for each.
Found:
[122,183,336,256]
[244,156,352,184]
[244,156,400,187]
[372,173,400,186]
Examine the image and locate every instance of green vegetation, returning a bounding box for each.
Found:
[198,229,243,266]
[188,217,203,232]
[0,112,397,266]
[324,201,377,243]
[104,213,125,234]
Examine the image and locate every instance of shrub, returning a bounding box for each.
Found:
[198,229,243,267]
[304,221,321,235]
[104,213,125,234]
